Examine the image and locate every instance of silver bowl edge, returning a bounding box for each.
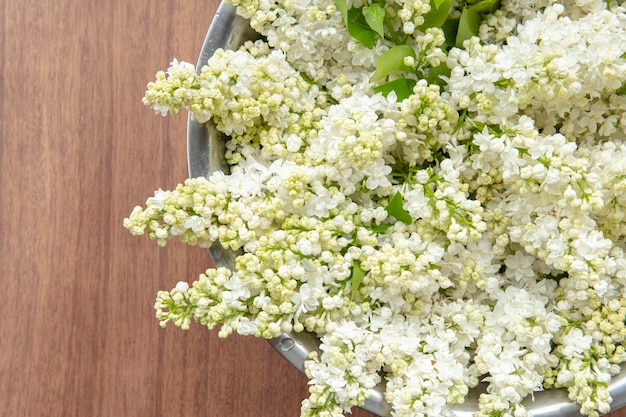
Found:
[186,2,626,416]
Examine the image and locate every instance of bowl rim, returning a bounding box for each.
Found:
[186,2,626,416]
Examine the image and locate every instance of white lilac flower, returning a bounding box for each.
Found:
[126,2,626,417]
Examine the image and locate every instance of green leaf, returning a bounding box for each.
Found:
[385,191,413,224]
[440,17,459,47]
[348,12,378,48]
[370,45,416,82]
[419,0,452,30]
[469,0,500,13]
[300,71,316,85]
[347,7,379,49]
[335,0,349,25]
[455,7,481,48]
[363,3,386,38]
[426,62,450,88]
[350,260,366,299]
[373,77,417,101]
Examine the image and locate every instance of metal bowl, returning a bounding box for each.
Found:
[187,2,626,415]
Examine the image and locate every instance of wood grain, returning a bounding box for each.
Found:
[0,1,623,416]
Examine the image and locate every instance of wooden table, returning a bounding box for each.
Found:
[0,1,624,416]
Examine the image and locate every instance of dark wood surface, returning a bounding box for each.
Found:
[0,0,623,416]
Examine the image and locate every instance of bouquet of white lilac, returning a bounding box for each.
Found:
[124,0,626,416]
